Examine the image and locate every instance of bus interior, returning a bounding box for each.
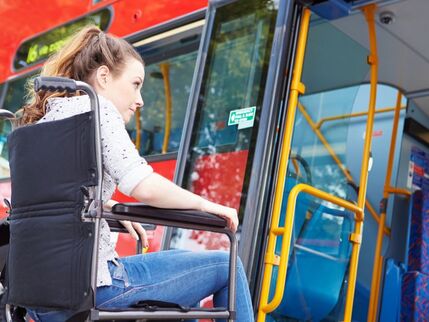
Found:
[254,0,429,320]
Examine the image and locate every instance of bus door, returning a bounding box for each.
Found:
[256,3,385,322]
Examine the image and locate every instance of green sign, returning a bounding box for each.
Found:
[14,8,111,71]
[228,106,256,129]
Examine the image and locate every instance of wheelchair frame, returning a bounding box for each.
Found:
[2,77,238,321]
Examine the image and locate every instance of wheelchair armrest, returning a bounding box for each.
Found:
[104,212,156,233]
[108,203,228,233]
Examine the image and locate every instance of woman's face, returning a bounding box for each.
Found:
[99,57,145,123]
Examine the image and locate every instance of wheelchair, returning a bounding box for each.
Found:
[0,77,238,321]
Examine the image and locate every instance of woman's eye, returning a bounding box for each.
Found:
[134,82,141,88]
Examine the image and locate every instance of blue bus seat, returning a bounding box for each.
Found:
[379,258,405,322]
[270,203,354,321]
[401,270,429,321]
[401,190,429,321]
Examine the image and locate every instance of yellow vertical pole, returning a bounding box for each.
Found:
[160,62,172,154]
[367,91,403,321]
[343,4,378,321]
[257,8,311,322]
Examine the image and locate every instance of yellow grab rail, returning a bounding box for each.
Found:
[343,4,379,320]
[267,183,363,312]
[386,187,411,196]
[160,62,172,154]
[367,91,410,321]
[257,8,311,321]
[315,105,405,129]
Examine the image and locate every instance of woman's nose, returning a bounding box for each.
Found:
[136,93,144,108]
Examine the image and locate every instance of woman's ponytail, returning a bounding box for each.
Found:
[20,25,143,125]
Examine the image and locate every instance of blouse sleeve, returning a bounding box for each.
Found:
[99,97,153,196]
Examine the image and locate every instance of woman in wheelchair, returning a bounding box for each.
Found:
[18,26,253,322]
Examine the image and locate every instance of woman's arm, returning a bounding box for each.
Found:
[130,172,239,232]
[97,99,238,232]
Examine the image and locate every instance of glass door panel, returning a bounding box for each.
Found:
[171,0,278,250]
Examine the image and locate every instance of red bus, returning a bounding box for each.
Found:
[3,0,429,321]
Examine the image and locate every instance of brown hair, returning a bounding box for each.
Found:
[21,25,143,124]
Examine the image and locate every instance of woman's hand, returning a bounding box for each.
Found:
[201,199,239,233]
[104,200,149,247]
[120,220,149,248]
[220,207,239,233]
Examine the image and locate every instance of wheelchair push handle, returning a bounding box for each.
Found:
[34,76,77,93]
[0,109,15,119]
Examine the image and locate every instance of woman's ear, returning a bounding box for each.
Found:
[94,65,111,90]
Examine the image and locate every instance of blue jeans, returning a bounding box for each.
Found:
[27,250,254,321]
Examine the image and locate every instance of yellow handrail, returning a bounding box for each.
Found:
[160,62,172,154]
[343,4,378,321]
[267,183,363,313]
[315,105,405,129]
[367,92,410,321]
[386,187,411,196]
[297,101,391,236]
[257,8,311,321]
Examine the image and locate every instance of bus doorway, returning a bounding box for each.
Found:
[254,0,429,321]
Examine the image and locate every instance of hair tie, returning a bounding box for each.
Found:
[98,32,106,42]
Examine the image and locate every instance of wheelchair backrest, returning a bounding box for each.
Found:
[5,111,98,311]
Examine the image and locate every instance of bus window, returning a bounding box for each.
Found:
[13,8,111,71]
[129,25,202,158]
[171,0,277,250]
